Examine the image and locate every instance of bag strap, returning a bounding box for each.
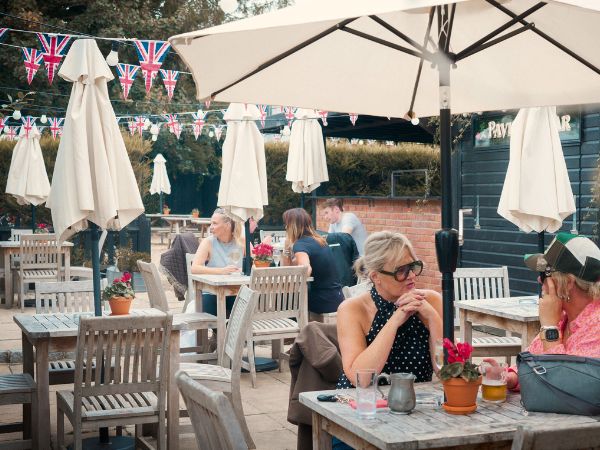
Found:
[520,353,600,415]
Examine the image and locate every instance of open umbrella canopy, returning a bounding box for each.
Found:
[217,103,268,222]
[170,0,600,118]
[47,39,144,243]
[150,153,171,195]
[498,106,575,234]
[286,108,328,194]
[5,125,50,206]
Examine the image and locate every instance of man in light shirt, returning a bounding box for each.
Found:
[321,198,368,255]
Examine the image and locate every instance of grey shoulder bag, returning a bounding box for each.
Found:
[517,352,600,415]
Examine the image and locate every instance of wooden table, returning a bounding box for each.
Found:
[14,309,215,450]
[456,296,541,351]
[190,217,211,238]
[0,240,72,308]
[301,383,598,450]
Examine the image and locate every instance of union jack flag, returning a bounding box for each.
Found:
[49,117,64,140]
[115,64,139,99]
[163,114,181,139]
[258,105,268,128]
[22,48,44,85]
[0,118,5,134]
[134,116,146,136]
[0,28,7,42]
[36,33,71,84]
[21,116,36,138]
[127,120,137,136]
[349,113,358,126]
[284,107,295,127]
[191,112,205,140]
[134,40,171,94]
[317,110,328,126]
[159,69,179,101]
[4,126,18,141]
[214,125,225,141]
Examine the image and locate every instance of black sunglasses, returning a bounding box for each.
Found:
[379,260,424,282]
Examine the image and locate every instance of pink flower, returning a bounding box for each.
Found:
[121,272,132,283]
[456,341,473,360]
[113,278,120,283]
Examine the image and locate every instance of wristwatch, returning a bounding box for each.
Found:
[539,326,560,342]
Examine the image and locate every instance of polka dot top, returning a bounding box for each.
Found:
[337,287,433,389]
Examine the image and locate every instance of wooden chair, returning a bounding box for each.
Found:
[185,253,196,313]
[10,229,33,242]
[454,267,521,363]
[309,281,371,324]
[259,230,287,243]
[342,281,371,299]
[178,286,259,449]
[176,371,248,450]
[246,266,308,388]
[511,423,600,450]
[0,373,36,450]
[56,313,173,450]
[16,234,68,312]
[137,260,217,362]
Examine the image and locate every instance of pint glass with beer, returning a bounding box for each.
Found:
[480,362,508,403]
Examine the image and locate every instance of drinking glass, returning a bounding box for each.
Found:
[228,249,242,270]
[356,369,378,419]
[480,362,508,403]
[272,249,281,267]
[432,338,444,375]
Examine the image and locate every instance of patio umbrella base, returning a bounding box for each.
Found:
[76,436,135,450]
[242,356,279,373]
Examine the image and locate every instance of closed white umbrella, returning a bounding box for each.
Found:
[47,39,144,243]
[6,125,50,206]
[217,103,268,222]
[286,108,328,194]
[498,107,575,234]
[150,153,171,213]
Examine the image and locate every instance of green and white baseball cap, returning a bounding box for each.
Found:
[524,232,600,282]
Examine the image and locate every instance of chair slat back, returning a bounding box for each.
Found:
[19,234,62,271]
[453,267,510,301]
[259,230,287,243]
[74,314,172,412]
[342,281,372,299]
[35,280,107,314]
[249,266,307,322]
[221,286,259,371]
[176,371,248,450]
[137,261,170,312]
[511,423,600,450]
[10,230,33,242]
[185,253,196,311]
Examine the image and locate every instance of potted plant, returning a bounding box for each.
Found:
[191,208,200,218]
[163,204,171,215]
[114,247,151,292]
[438,338,482,415]
[252,242,273,267]
[34,223,50,234]
[103,272,135,315]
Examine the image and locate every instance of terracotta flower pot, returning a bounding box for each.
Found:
[108,296,133,315]
[442,376,482,414]
[253,260,271,268]
[191,212,199,218]
[163,209,170,215]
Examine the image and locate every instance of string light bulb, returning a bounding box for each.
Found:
[404,110,419,126]
[150,124,159,136]
[208,130,214,138]
[106,41,120,67]
[12,110,21,120]
[220,0,238,14]
[40,114,47,124]
[151,134,158,142]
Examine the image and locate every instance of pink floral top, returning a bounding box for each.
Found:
[527,300,600,357]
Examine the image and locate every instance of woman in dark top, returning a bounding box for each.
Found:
[336,231,443,388]
[281,208,344,314]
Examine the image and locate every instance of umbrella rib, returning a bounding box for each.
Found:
[455,2,546,61]
[444,3,456,54]
[409,8,436,117]
[367,15,432,57]
[339,27,429,61]
[487,0,600,76]
[210,18,358,98]
[455,23,534,62]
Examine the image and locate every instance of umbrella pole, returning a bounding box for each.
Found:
[159,192,163,214]
[538,231,545,297]
[243,220,252,275]
[300,192,305,209]
[31,205,36,233]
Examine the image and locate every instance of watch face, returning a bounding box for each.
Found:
[545,328,560,341]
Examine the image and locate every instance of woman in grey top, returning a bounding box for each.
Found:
[191,208,244,316]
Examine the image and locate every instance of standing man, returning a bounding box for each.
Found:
[322,198,368,255]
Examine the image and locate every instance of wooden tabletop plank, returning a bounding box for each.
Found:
[455,297,539,321]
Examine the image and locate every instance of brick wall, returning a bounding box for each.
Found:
[316,198,442,292]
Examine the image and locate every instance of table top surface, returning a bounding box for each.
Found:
[190,273,251,286]
[14,309,215,339]
[0,240,73,248]
[300,383,597,450]
[190,218,211,224]
[455,296,540,322]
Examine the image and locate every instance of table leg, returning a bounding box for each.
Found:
[3,250,12,308]
[167,330,180,450]
[22,333,33,448]
[216,288,226,365]
[312,413,332,450]
[522,322,540,350]
[35,339,50,448]
[194,282,209,353]
[460,310,473,345]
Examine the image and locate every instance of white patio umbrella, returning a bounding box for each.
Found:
[286,108,328,194]
[498,106,575,235]
[5,125,51,231]
[169,0,600,342]
[150,153,171,213]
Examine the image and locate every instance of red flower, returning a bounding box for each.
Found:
[443,338,465,363]
[456,341,473,361]
[252,243,273,258]
[121,272,132,283]
[113,278,120,283]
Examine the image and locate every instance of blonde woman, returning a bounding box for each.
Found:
[192,208,244,316]
[336,231,443,388]
[281,208,344,314]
